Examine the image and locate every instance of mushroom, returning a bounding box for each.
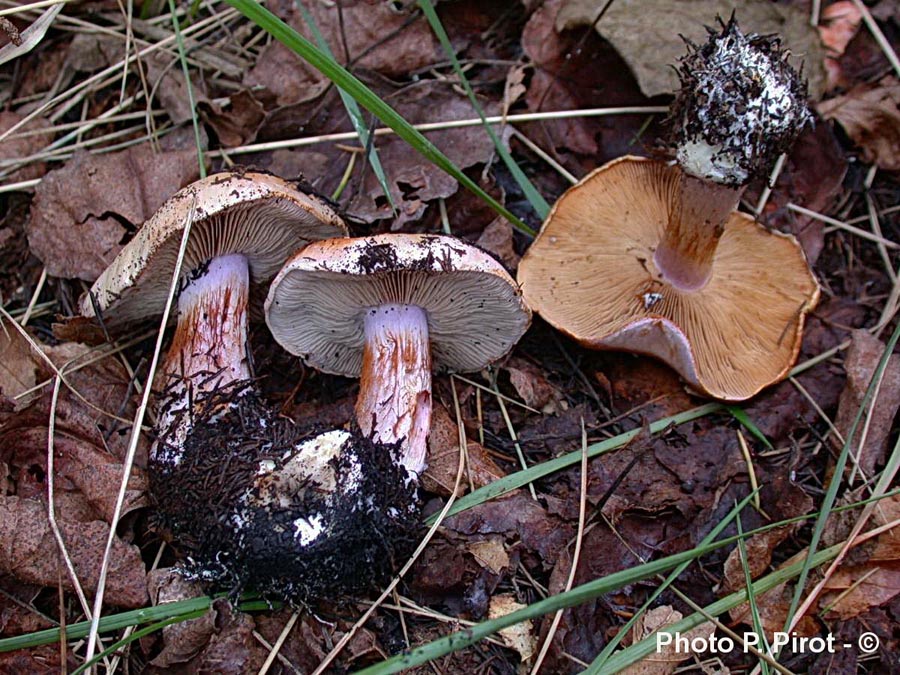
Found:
[265,233,532,479]
[80,170,348,457]
[517,19,820,400]
[79,171,357,598]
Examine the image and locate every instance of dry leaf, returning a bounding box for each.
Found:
[246,0,439,106]
[621,606,714,675]
[0,495,147,607]
[0,319,38,404]
[832,330,900,477]
[818,76,900,171]
[27,144,201,280]
[422,404,506,497]
[347,81,500,228]
[556,0,826,99]
[488,594,536,662]
[0,112,51,183]
[476,218,520,272]
[819,495,900,620]
[468,536,510,574]
[505,357,561,412]
[148,569,216,668]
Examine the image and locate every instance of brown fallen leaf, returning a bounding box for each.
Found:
[445,492,574,567]
[818,76,900,171]
[0,495,147,607]
[476,217,520,271]
[468,535,510,575]
[819,495,900,620]
[348,81,500,228]
[145,52,209,125]
[819,1,863,90]
[422,403,506,497]
[27,144,201,280]
[147,569,216,668]
[619,607,713,675]
[832,330,900,478]
[504,356,562,412]
[0,319,39,406]
[556,0,826,99]
[199,90,266,148]
[245,0,440,107]
[488,594,536,662]
[0,112,51,183]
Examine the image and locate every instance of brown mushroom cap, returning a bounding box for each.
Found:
[79,171,348,327]
[517,156,820,401]
[265,233,531,376]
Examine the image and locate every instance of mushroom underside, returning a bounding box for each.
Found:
[518,158,819,400]
[83,198,344,328]
[266,269,529,376]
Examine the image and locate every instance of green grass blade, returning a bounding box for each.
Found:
[737,514,771,675]
[585,491,759,673]
[0,597,274,653]
[71,609,209,675]
[418,0,550,220]
[429,402,722,524]
[223,0,535,236]
[4,490,895,654]
[726,405,774,451]
[354,537,844,675]
[783,320,900,631]
[597,543,842,674]
[295,2,395,213]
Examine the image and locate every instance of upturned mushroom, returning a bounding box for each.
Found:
[80,170,347,455]
[79,171,352,596]
[265,233,532,480]
[517,18,820,400]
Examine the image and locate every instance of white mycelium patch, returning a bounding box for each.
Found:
[293,513,325,545]
[672,20,810,186]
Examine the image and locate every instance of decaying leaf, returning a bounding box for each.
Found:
[468,535,510,575]
[476,217,520,271]
[832,330,900,477]
[147,569,216,668]
[505,356,562,413]
[422,404,506,497]
[245,0,440,106]
[0,495,147,607]
[818,76,900,171]
[27,144,201,280]
[347,81,500,229]
[819,494,900,620]
[555,0,826,99]
[0,112,51,183]
[488,594,536,662]
[0,318,38,405]
[620,607,714,675]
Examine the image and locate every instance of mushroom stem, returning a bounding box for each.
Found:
[156,253,251,452]
[356,304,432,477]
[653,172,744,290]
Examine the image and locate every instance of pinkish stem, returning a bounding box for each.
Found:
[155,254,250,459]
[653,173,744,291]
[356,304,432,477]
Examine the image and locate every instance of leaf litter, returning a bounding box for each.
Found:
[0,0,898,672]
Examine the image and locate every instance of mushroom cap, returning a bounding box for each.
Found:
[517,156,820,401]
[265,233,531,376]
[79,171,348,327]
